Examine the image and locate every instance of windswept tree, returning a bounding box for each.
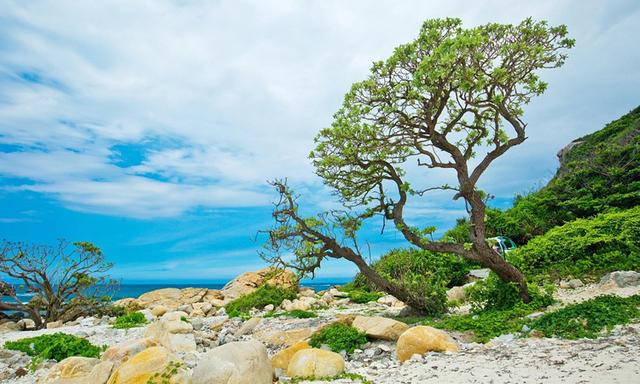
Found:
[262,18,574,307]
[0,240,117,328]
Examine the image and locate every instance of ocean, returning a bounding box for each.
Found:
[5,279,352,304]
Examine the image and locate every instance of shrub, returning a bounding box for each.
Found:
[509,207,640,281]
[264,309,317,319]
[466,273,555,313]
[348,290,384,304]
[113,311,147,329]
[531,295,640,339]
[309,323,367,354]
[353,248,475,315]
[424,305,534,343]
[4,333,103,362]
[225,284,297,318]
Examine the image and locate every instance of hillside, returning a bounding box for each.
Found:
[487,106,640,244]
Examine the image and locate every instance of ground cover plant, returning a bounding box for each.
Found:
[225,284,297,318]
[112,311,148,329]
[309,323,367,354]
[4,333,103,362]
[531,295,640,339]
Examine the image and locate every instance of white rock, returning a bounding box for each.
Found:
[191,340,272,384]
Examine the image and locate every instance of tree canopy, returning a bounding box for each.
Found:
[263,18,574,306]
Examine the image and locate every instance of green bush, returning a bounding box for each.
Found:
[309,323,367,354]
[4,333,103,361]
[353,248,475,315]
[466,273,555,312]
[487,106,640,244]
[509,207,640,281]
[348,290,384,304]
[264,309,318,319]
[531,295,640,339]
[425,305,534,343]
[113,311,147,329]
[225,284,297,318]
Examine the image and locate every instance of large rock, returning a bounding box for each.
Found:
[38,357,113,384]
[234,317,261,336]
[106,346,188,384]
[377,294,404,307]
[191,341,272,384]
[254,327,314,347]
[599,271,640,289]
[0,321,20,333]
[396,326,459,362]
[145,312,196,353]
[138,288,182,310]
[113,298,144,312]
[271,341,311,370]
[221,267,297,302]
[352,315,409,341]
[286,349,345,378]
[101,338,159,367]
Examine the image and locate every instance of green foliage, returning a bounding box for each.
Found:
[146,361,184,384]
[264,309,318,319]
[225,284,297,318]
[487,106,640,244]
[309,323,367,354]
[96,304,126,318]
[4,333,103,362]
[466,273,555,312]
[509,207,640,281]
[348,290,384,304]
[353,248,475,314]
[288,373,372,384]
[531,295,640,339]
[424,304,535,343]
[112,311,147,329]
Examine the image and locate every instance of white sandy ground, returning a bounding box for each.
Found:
[1,281,638,384]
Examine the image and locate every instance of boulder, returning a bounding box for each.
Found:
[298,287,316,297]
[0,321,20,333]
[221,267,297,302]
[191,341,272,384]
[599,271,640,289]
[101,338,159,367]
[396,326,459,362]
[138,288,182,310]
[17,318,36,330]
[352,315,409,341]
[254,327,314,347]
[138,309,155,322]
[113,298,144,312]
[191,302,213,317]
[145,312,196,353]
[47,321,63,329]
[106,346,188,384]
[271,341,311,370]
[446,282,475,302]
[234,317,261,337]
[328,288,349,298]
[377,294,404,307]
[467,268,490,281]
[282,299,311,312]
[38,357,113,384]
[286,349,345,378]
[150,305,168,317]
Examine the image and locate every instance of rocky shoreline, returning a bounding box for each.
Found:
[1,268,639,384]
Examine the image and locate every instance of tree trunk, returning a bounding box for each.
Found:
[476,247,531,302]
[342,250,427,310]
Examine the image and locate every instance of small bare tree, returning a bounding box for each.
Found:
[0,239,117,328]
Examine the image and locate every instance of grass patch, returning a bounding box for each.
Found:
[532,295,640,339]
[348,290,384,304]
[263,309,317,319]
[288,373,372,384]
[113,311,148,329]
[225,284,297,318]
[4,333,104,362]
[309,323,367,354]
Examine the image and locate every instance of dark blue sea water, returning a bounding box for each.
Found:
[5,279,351,304]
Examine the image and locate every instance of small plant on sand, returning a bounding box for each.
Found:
[4,333,102,362]
[348,290,384,304]
[113,311,147,329]
[264,309,317,319]
[531,295,640,339]
[309,323,367,354]
[146,361,185,384]
[225,284,297,318]
[288,373,372,384]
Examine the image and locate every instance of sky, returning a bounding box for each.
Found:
[0,0,639,282]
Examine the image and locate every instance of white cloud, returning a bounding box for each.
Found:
[0,0,638,219]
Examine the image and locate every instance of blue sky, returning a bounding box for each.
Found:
[1,1,639,282]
